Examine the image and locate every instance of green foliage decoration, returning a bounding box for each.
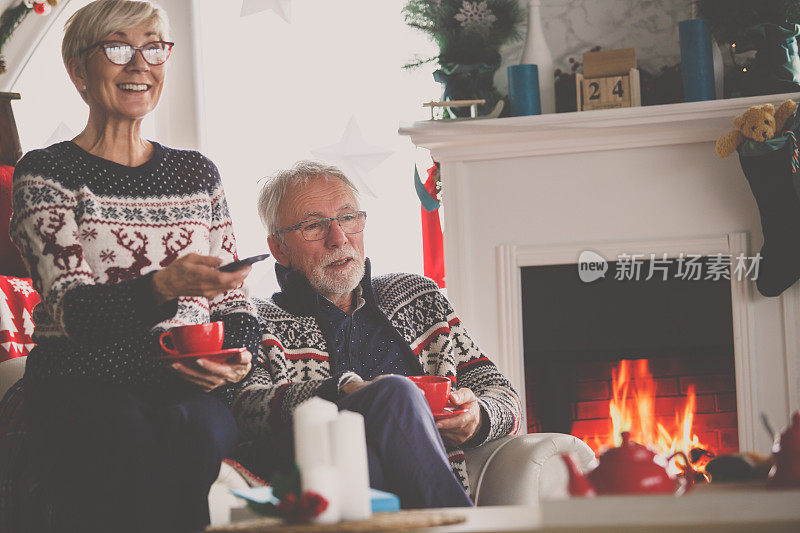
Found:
[698,0,800,43]
[0,3,30,54]
[402,0,524,68]
[245,466,301,518]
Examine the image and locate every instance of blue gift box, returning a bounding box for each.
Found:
[230,486,401,514]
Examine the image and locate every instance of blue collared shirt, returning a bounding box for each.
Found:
[315,287,419,380]
[272,260,421,382]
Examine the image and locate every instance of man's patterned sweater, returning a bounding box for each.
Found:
[232,269,522,495]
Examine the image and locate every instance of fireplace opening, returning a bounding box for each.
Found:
[521,259,738,458]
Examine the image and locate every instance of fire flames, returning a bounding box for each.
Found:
[581,359,713,476]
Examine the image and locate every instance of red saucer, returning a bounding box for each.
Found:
[433,405,469,420]
[160,347,245,363]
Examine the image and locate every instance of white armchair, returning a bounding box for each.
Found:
[465,432,597,505]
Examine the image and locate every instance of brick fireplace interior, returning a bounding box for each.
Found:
[522,259,739,456]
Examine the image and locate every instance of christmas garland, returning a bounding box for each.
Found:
[402,0,524,68]
[698,0,800,43]
[0,0,60,74]
[243,467,330,523]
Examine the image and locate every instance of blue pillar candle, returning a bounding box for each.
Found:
[508,64,542,116]
[679,18,716,102]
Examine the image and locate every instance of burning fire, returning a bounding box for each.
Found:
[581,359,714,476]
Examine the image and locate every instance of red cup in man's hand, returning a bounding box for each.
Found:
[408,375,451,413]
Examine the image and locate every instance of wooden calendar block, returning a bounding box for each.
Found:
[605,76,630,106]
[576,69,641,111]
[575,47,640,112]
[583,48,637,78]
[581,77,603,107]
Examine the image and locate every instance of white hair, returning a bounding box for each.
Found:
[257,161,360,236]
[62,0,170,68]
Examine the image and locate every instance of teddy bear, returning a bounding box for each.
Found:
[715,99,798,158]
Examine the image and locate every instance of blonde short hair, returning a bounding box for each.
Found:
[62,0,170,67]
[257,161,360,236]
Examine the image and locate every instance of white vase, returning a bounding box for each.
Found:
[521,0,555,114]
[712,38,724,99]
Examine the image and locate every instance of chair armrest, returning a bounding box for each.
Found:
[0,356,26,399]
[208,461,252,526]
[464,433,596,506]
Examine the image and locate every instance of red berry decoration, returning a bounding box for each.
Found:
[276,491,329,523]
[299,491,329,518]
[277,493,298,515]
[33,3,46,14]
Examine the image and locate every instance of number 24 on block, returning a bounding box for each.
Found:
[576,70,640,111]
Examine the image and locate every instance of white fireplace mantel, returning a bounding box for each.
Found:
[400,94,800,455]
[400,93,800,162]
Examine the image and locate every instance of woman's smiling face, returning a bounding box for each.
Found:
[78,23,167,122]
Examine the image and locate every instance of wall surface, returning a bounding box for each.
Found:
[498,0,693,93]
[0,0,699,142]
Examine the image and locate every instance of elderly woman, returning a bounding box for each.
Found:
[0,1,260,531]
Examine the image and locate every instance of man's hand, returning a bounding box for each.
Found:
[436,387,483,448]
[171,349,252,392]
[340,380,369,395]
[152,253,251,304]
[340,374,393,396]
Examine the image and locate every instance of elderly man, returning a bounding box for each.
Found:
[233,161,521,508]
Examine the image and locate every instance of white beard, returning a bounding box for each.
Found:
[308,256,365,297]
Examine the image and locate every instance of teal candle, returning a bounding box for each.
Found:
[679,19,716,102]
[508,64,541,116]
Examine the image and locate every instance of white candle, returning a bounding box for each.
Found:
[293,397,338,473]
[300,465,341,524]
[329,411,372,521]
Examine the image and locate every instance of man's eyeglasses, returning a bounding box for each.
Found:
[80,41,174,66]
[276,211,367,242]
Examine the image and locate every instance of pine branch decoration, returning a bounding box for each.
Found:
[0,1,58,75]
[698,0,800,43]
[403,0,524,68]
[0,3,31,54]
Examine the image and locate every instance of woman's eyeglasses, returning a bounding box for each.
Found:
[80,41,174,66]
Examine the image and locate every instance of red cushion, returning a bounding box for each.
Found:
[0,276,39,363]
[1,165,26,277]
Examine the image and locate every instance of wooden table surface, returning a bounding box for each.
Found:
[227,482,800,532]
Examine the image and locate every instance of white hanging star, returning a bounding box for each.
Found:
[240,0,292,22]
[45,122,75,146]
[311,116,393,198]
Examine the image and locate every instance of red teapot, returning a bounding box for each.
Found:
[562,432,691,496]
[768,411,800,488]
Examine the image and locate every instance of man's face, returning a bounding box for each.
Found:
[269,177,365,299]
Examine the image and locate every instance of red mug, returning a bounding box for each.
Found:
[159,321,224,355]
[408,375,451,413]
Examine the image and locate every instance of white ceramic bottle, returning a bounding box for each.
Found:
[712,38,724,99]
[521,0,555,113]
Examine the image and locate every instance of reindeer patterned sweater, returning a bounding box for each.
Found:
[233,263,523,495]
[9,140,260,391]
